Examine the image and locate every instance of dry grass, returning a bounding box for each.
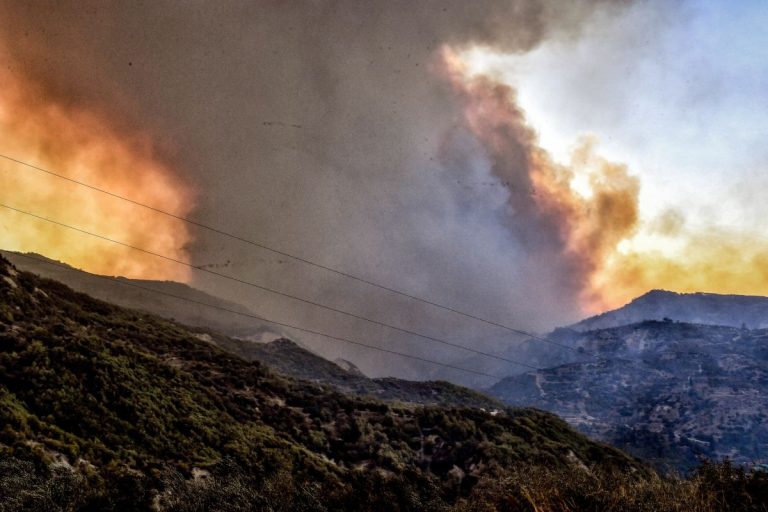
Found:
[453,461,768,512]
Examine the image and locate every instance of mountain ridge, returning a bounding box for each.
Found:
[488,320,768,470]
[0,250,286,341]
[572,289,768,332]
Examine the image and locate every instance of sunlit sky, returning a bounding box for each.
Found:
[464,0,768,239]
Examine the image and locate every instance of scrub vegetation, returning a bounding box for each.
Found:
[0,256,766,511]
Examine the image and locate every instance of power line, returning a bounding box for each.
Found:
[0,202,540,370]
[0,153,572,351]
[8,251,662,383]
[7,251,505,379]
[2,205,657,380]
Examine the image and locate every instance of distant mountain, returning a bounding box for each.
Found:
[572,289,768,332]
[436,289,768,388]
[0,254,644,509]
[488,320,768,470]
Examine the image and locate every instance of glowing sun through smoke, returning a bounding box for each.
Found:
[442,46,768,313]
[440,47,640,313]
[0,58,194,281]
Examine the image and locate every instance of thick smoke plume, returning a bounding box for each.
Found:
[0,1,644,380]
[441,47,640,312]
[0,47,194,281]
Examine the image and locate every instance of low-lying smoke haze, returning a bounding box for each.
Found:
[1,0,765,381]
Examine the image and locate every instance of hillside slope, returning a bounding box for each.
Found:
[4,251,500,409]
[0,255,643,509]
[489,321,768,470]
[448,289,768,390]
[1,250,284,341]
[212,335,503,409]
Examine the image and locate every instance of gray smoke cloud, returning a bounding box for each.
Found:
[0,0,633,384]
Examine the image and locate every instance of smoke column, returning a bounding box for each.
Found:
[441,47,640,313]
[4,1,710,380]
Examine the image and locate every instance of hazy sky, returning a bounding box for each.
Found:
[467,0,768,229]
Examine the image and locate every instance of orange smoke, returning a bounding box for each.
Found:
[442,47,768,313]
[0,54,194,281]
[595,228,768,309]
[441,47,640,312]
